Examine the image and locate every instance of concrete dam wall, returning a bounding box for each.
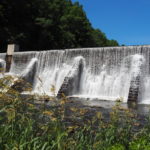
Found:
[0,45,150,104]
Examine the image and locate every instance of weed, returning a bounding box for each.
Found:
[0,76,149,150]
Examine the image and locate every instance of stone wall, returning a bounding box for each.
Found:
[57,56,84,98]
[128,76,140,102]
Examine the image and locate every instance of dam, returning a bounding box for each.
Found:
[0,45,150,104]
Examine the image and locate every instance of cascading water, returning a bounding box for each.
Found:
[76,54,145,102]
[33,50,73,95]
[1,45,150,104]
[10,51,37,75]
[79,56,131,101]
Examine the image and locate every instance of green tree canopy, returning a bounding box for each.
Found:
[0,0,119,52]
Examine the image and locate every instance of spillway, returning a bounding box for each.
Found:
[1,45,150,104]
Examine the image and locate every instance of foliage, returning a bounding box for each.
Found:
[0,0,119,52]
[0,76,150,149]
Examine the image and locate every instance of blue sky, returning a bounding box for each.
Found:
[72,0,150,45]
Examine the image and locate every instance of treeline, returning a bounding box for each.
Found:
[0,0,119,52]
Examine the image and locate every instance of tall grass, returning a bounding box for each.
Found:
[0,76,150,150]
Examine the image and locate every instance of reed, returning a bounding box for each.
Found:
[0,76,150,150]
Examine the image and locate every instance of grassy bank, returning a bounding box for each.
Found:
[0,76,150,150]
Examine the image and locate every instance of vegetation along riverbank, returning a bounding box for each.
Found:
[0,76,150,150]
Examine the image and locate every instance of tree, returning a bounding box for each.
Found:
[0,0,119,52]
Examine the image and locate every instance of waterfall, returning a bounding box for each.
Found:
[33,50,73,96]
[58,56,85,97]
[10,51,37,75]
[1,45,150,104]
[21,58,38,84]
